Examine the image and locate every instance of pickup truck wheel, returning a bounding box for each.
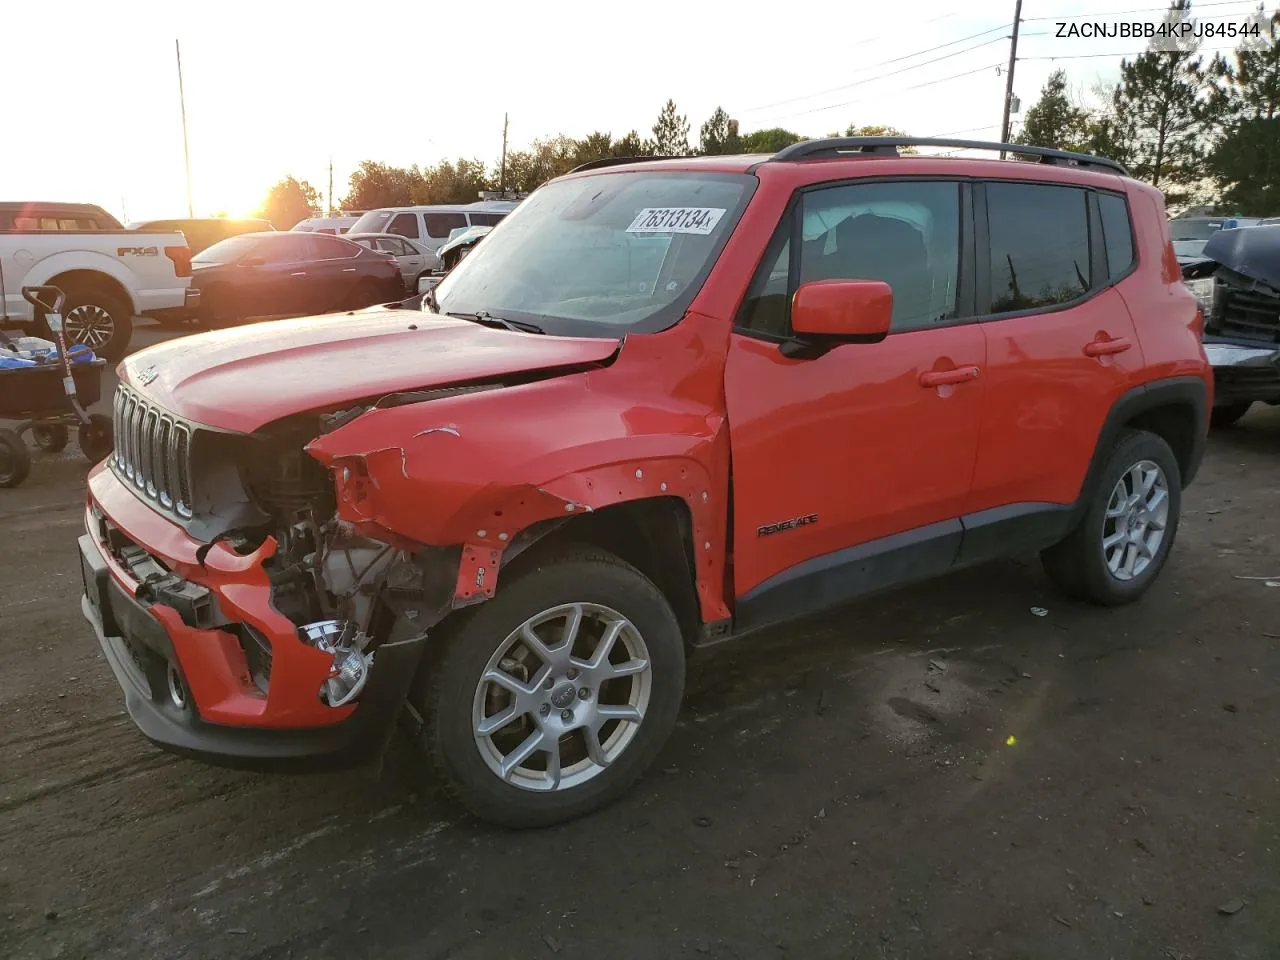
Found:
[1210,402,1252,428]
[415,545,685,828]
[1041,429,1181,606]
[42,287,133,362]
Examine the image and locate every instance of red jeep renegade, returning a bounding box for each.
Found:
[80,137,1211,827]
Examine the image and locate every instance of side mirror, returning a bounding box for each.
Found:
[789,279,893,343]
[238,256,266,267]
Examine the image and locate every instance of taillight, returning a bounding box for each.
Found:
[165,245,192,278]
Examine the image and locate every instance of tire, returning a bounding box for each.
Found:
[78,414,114,464]
[1041,428,1182,606]
[1210,402,1253,429]
[39,284,134,362]
[0,428,32,488]
[201,286,239,328]
[414,544,686,828]
[31,424,69,453]
[344,279,380,311]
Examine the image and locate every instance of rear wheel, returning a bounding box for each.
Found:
[0,429,32,488]
[32,424,69,453]
[344,279,379,311]
[1210,401,1253,428]
[1041,429,1181,606]
[415,545,686,828]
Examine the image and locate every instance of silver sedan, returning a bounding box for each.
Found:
[347,233,441,291]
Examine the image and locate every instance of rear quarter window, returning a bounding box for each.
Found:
[425,212,468,238]
[1098,192,1136,279]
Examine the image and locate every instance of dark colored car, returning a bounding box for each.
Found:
[128,218,275,255]
[189,232,404,326]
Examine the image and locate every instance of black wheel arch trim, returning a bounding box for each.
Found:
[1074,376,1208,521]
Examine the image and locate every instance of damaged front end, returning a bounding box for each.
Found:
[1185,225,1280,408]
[82,392,474,769]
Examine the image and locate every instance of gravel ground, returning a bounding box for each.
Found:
[2,324,1278,960]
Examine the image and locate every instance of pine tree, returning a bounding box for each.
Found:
[652,99,691,155]
[1018,70,1090,151]
[1108,0,1215,203]
[1207,11,1280,213]
[699,107,741,155]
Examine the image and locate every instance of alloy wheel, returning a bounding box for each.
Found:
[1101,459,1170,581]
[471,602,652,793]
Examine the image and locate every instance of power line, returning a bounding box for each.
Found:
[740,24,1014,114]
[753,63,1005,126]
[1021,42,1244,60]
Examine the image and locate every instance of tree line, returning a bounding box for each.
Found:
[1015,2,1279,213]
[258,1,1279,227]
[257,100,906,228]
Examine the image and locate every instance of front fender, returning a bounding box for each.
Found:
[305,371,733,621]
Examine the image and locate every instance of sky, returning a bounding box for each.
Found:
[5,0,1272,221]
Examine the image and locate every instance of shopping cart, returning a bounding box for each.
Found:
[0,286,113,487]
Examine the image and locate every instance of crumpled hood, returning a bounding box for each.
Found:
[1202,224,1280,291]
[119,308,620,432]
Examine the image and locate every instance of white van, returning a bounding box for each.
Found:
[292,216,359,235]
[347,203,515,254]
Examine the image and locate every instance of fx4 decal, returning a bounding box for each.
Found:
[117,246,159,257]
[756,514,818,537]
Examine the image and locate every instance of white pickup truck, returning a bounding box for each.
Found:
[0,201,197,360]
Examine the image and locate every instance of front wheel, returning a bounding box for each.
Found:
[415,546,686,828]
[1041,429,1182,606]
[41,285,134,362]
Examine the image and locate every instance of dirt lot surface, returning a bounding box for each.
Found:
[2,324,1279,960]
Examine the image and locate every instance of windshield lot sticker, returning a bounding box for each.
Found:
[626,207,726,235]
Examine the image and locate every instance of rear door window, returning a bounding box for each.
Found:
[388,213,421,239]
[984,182,1091,313]
[312,235,360,259]
[468,212,505,227]
[424,212,468,238]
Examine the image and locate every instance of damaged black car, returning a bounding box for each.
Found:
[1182,223,1280,427]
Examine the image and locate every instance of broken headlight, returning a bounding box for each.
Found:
[1186,277,1215,316]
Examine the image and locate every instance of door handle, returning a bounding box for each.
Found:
[1083,337,1132,357]
[919,366,981,388]
[289,271,307,277]
[343,267,357,272]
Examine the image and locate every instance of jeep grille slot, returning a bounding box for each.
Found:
[111,385,194,519]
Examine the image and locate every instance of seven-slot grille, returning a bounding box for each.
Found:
[111,386,194,518]
[1213,287,1280,343]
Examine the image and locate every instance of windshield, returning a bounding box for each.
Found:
[349,210,394,234]
[432,171,754,337]
[193,234,262,264]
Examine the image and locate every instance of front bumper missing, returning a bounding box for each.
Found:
[1204,341,1280,405]
[79,491,429,772]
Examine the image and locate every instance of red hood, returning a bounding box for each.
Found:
[119,309,620,432]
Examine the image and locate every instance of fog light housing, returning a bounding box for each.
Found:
[300,619,373,708]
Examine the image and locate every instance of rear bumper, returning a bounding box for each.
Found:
[134,286,189,315]
[1204,341,1280,405]
[80,467,428,771]
[141,288,199,321]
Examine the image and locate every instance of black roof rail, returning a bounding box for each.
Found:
[567,155,695,174]
[769,137,1128,176]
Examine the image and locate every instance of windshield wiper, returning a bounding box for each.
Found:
[445,310,544,334]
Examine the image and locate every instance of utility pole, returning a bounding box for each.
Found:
[499,113,509,195]
[999,0,1023,159]
[328,157,334,216]
[176,40,194,216]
